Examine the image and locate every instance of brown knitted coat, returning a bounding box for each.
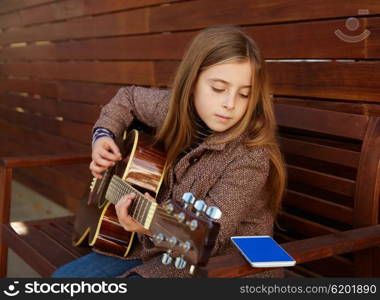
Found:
[92,85,284,278]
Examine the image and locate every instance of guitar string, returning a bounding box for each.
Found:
[107,176,180,225]
[107,181,200,252]
[109,177,150,222]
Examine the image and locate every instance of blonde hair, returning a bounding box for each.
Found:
[154,25,287,219]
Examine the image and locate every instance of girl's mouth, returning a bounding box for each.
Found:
[215,114,231,120]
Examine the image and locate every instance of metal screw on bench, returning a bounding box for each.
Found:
[205,206,222,220]
[182,192,196,209]
[194,200,207,216]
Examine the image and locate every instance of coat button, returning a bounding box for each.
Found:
[189,157,199,165]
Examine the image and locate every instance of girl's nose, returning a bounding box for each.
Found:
[222,94,235,110]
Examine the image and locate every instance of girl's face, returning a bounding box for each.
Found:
[193,59,252,132]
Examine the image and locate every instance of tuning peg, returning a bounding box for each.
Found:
[182,192,196,208]
[174,256,187,269]
[168,236,177,247]
[194,200,207,216]
[189,265,196,275]
[163,202,174,214]
[162,251,173,265]
[174,212,185,223]
[152,233,165,244]
[180,240,191,252]
[186,219,198,231]
[205,206,222,220]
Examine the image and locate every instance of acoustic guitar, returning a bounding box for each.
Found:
[73,129,221,274]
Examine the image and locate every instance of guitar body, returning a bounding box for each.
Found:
[73,129,167,257]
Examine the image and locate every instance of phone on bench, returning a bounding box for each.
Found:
[231,235,296,268]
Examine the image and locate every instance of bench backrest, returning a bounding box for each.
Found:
[275,103,380,276]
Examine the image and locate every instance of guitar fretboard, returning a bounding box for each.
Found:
[105,175,154,226]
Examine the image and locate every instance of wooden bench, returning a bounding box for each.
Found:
[1,103,380,277]
[1,0,379,279]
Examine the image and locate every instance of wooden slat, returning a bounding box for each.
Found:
[278,212,339,238]
[0,167,12,277]
[2,62,380,102]
[1,0,379,46]
[246,17,379,59]
[275,97,380,118]
[284,190,354,224]
[0,93,100,124]
[0,134,89,188]
[0,119,91,182]
[274,229,353,277]
[0,118,89,155]
[0,8,150,46]
[0,78,377,124]
[0,30,196,61]
[0,61,159,86]
[269,62,380,102]
[275,103,369,139]
[286,265,321,277]
[287,165,356,197]
[293,256,354,277]
[1,17,378,61]
[0,79,120,105]
[150,0,380,32]
[279,137,361,169]
[0,0,59,15]
[284,269,304,278]
[3,221,78,276]
[354,117,380,227]
[0,130,91,210]
[0,106,92,144]
[0,0,184,29]
[352,117,380,276]
[13,169,83,212]
[196,224,380,278]
[37,221,90,257]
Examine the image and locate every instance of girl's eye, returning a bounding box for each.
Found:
[212,87,249,98]
[211,87,224,93]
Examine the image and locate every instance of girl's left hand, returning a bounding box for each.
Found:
[115,192,154,236]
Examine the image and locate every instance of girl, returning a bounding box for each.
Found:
[52,25,287,278]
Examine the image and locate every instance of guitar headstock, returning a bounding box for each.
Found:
[148,192,221,275]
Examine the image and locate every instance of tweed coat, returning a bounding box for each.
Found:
[92,85,284,278]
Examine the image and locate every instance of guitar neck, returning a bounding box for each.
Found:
[105,175,157,227]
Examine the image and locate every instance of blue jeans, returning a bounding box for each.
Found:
[51,252,143,278]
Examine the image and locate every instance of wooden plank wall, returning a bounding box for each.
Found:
[0,0,379,214]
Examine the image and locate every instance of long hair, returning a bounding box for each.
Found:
[154,25,287,219]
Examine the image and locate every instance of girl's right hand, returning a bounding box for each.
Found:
[90,137,122,179]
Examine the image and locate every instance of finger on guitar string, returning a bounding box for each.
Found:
[102,138,122,158]
[115,193,137,231]
[89,160,110,179]
[99,147,122,162]
[94,152,117,168]
[89,160,107,173]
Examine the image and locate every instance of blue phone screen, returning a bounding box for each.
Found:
[232,236,294,263]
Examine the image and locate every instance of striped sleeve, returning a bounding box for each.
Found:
[92,127,115,146]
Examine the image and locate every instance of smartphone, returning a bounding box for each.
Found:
[231,236,296,268]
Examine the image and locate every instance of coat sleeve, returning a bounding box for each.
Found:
[205,146,272,257]
[92,85,170,138]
